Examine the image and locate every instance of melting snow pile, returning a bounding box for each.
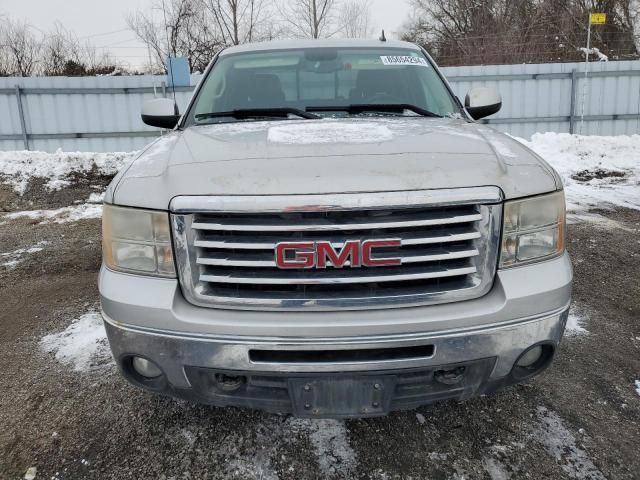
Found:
[3,192,104,224]
[565,304,589,336]
[40,311,112,372]
[515,133,640,212]
[6,203,103,223]
[533,407,606,480]
[0,149,135,194]
[0,240,48,269]
[286,419,357,478]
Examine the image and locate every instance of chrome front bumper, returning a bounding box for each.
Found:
[100,253,572,416]
[104,306,568,379]
[103,307,569,416]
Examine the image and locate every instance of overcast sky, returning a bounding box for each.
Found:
[1,0,412,68]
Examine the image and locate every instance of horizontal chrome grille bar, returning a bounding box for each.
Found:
[200,266,477,285]
[170,187,503,213]
[194,230,482,250]
[191,213,483,232]
[196,248,480,268]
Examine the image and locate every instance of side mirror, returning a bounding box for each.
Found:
[141,98,181,129]
[464,87,502,120]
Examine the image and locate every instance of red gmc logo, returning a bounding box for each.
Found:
[275,239,402,269]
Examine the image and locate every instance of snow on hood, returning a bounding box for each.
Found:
[267,121,394,144]
[193,117,486,148]
[125,133,180,178]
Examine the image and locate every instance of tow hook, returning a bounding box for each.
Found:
[434,367,466,385]
[214,373,246,392]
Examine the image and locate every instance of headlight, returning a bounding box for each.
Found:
[500,191,566,268]
[102,205,176,277]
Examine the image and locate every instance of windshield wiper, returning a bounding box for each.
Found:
[306,104,442,118]
[195,108,321,121]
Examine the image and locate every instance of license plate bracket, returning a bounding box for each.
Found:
[289,376,396,418]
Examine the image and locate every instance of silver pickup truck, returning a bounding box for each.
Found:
[100,39,572,418]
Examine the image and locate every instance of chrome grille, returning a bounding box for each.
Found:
[171,189,502,311]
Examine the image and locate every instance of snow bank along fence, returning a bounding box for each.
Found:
[1,60,640,153]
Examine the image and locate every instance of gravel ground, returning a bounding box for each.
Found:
[0,179,639,480]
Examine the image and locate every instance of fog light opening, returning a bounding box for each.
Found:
[512,343,555,379]
[516,346,543,368]
[132,356,163,379]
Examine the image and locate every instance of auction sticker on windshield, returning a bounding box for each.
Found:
[380,56,429,67]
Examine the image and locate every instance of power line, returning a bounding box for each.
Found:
[96,38,145,48]
[78,28,132,40]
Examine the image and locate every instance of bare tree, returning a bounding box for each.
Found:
[0,19,11,76]
[39,23,119,76]
[202,0,272,45]
[127,0,221,73]
[41,25,76,76]
[80,44,119,76]
[618,0,640,52]
[0,18,40,76]
[279,0,339,39]
[402,0,639,65]
[340,0,372,38]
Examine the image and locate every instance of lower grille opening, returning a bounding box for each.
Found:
[249,345,435,364]
[202,275,474,299]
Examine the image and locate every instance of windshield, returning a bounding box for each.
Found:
[185,47,460,125]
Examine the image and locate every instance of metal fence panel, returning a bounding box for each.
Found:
[441,60,640,138]
[1,60,639,152]
[0,75,201,152]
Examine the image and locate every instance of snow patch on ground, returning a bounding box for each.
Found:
[286,418,357,478]
[635,380,640,397]
[223,436,279,480]
[39,311,112,372]
[5,203,103,223]
[0,240,48,269]
[0,149,135,194]
[268,122,393,144]
[533,406,606,480]
[515,133,640,212]
[24,466,37,480]
[87,191,105,203]
[567,212,637,232]
[565,304,589,337]
[216,419,289,480]
[482,457,511,480]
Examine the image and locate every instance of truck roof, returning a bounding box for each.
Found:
[219,38,422,56]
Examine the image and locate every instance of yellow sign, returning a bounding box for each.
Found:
[590,13,607,24]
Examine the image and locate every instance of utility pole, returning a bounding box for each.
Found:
[581,12,606,134]
[580,14,592,133]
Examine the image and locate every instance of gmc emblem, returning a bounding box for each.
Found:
[275,239,402,269]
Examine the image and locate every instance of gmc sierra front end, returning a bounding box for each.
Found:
[99,39,571,418]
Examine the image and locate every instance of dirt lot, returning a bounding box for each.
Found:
[0,180,639,480]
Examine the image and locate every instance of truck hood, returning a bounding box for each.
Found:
[110,117,559,210]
